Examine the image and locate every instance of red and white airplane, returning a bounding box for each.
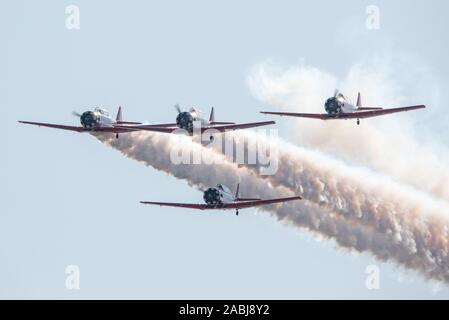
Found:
[117,104,275,139]
[261,90,426,125]
[19,106,166,138]
[20,105,275,140]
[141,183,301,215]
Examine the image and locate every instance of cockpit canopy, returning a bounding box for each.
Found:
[94,107,110,117]
[336,93,345,99]
[189,107,200,117]
[215,184,231,194]
[336,93,350,103]
[324,91,351,115]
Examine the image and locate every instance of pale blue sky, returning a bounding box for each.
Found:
[1,0,449,299]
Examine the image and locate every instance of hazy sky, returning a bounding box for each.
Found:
[1,0,449,299]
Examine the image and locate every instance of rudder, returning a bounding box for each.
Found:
[116,106,123,122]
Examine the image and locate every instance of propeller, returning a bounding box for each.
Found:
[333,88,339,97]
[174,103,201,116]
[72,111,82,117]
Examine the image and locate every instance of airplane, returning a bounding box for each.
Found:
[18,106,169,138]
[260,90,426,125]
[140,183,301,216]
[116,104,276,140]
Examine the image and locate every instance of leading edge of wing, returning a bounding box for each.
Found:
[206,120,275,132]
[116,121,276,133]
[18,121,87,132]
[140,201,208,210]
[351,105,426,119]
[223,195,302,209]
[260,111,327,119]
[114,125,178,133]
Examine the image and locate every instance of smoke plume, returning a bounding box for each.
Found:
[247,55,449,200]
[95,131,449,283]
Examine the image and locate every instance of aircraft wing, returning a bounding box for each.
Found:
[209,121,236,125]
[140,201,210,210]
[115,125,178,133]
[140,196,301,211]
[203,121,276,132]
[18,121,143,133]
[221,196,302,209]
[261,105,425,120]
[116,121,275,134]
[260,111,327,119]
[346,105,426,119]
[19,121,88,132]
[134,123,177,127]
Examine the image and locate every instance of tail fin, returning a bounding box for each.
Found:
[115,106,143,125]
[356,94,384,111]
[116,106,123,122]
[234,183,240,199]
[208,107,235,125]
[356,92,362,108]
[234,184,261,201]
[209,107,215,123]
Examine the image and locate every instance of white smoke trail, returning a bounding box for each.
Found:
[213,130,449,237]
[94,131,449,283]
[247,55,449,200]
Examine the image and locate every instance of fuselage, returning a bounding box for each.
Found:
[175,108,209,132]
[80,108,116,129]
[324,94,357,115]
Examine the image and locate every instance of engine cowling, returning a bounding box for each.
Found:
[203,187,221,206]
[176,112,194,132]
[324,97,342,115]
[80,111,99,129]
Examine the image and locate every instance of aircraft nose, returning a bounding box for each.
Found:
[203,188,220,205]
[80,111,98,128]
